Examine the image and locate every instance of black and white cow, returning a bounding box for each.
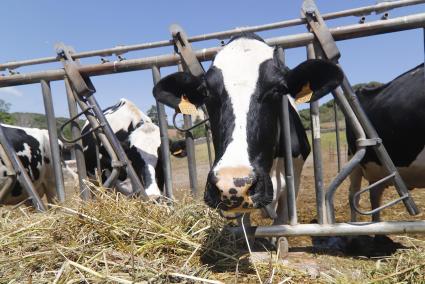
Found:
[348,63,425,222]
[81,98,186,197]
[0,124,57,204]
[154,33,343,223]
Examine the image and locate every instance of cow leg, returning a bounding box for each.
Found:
[349,165,363,222]
[370,184,385,222]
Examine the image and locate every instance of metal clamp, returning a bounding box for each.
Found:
[356,137,382,147]
[170,24,205,76]
[302,0,341,61]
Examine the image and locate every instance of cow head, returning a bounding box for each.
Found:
[154,33,343,211]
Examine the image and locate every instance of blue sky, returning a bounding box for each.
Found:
[0,1,424,118]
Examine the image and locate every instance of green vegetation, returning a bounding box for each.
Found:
[298,81,383,130]
[10,112,84,139]
[0,99,15,124]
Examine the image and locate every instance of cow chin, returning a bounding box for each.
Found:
[204,172,274,211]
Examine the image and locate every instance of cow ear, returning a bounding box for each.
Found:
[153,71,207,110]
[169,139,187,158]
[285,59,343,103]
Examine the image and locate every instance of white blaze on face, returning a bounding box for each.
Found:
[129,122,162,196]
[212,38,274,172]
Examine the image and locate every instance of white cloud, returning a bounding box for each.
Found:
[0,87,23,97]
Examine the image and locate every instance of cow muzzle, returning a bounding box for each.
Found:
[211,167,257,211]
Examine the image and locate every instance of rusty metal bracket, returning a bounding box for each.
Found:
[56,43,148,200]
[56,43,96,97]
[356,137,382,147]
[302,0,341,61]
[170,24,205,77]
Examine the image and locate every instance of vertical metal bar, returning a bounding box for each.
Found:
[281,95,297,226]
[307,43,327,224]
[183,114,199,197]
[64,77,90,200]
[333,102,342,172]
[0,124,46,211]
[41,80,65,203]
[276,47,297,225]
[177,64,198,197]
[152,66,174,199]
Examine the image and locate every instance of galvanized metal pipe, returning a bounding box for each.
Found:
[307,43,327,225]
[72,94,121,189]
[85,95,149,200]
[1,0,423,71]
[2,12,425,87]
[176,63,199,198]
[281,96,297,225]
[64,77,90,200]
[333,102,342,172]
[230,220,425,237]
[183,114,199,197]
[41,80,66,203]
[152,66,174,199]
[339,76,419,216]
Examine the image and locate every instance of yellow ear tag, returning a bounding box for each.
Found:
[295,82,313,104]
[178,95,197,115]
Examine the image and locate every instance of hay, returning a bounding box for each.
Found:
[0,184,310,283]
[1,184,424,283]
[0,185,242,283]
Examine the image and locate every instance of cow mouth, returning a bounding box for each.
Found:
[204,174,274,211]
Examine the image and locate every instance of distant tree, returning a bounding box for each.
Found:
[352,81,383,93]
[146,105,159,125]
[0,99,14,124]
[191,117,206,139]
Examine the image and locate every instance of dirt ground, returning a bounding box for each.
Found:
[60,139,425,281]
[167,140,425,280]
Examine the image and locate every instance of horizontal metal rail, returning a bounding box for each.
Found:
[1,12,425,88]
[229,221,425,237]
[0,0,423,71]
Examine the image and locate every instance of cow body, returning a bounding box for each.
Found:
[0,124,57,204]
[154,32,342,224]
[347,63,425,222]
[82,98,185,197]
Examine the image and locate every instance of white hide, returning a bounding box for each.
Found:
[212,38,274,172]
[0,125,57,204]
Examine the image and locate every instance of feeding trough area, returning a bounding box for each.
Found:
[1,0,425,282]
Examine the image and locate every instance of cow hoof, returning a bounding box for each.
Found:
[276,237,289,260]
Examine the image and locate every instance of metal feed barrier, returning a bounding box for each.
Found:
[0,0,425,253]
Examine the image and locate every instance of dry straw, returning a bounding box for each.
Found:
[0,182,424,283]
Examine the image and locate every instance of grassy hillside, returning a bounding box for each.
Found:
[10,112,84,139]
[298,81,383,130]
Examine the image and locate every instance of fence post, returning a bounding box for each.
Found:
[152,66,174,199]
[41,80,66,203]
[64,77,90,200]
